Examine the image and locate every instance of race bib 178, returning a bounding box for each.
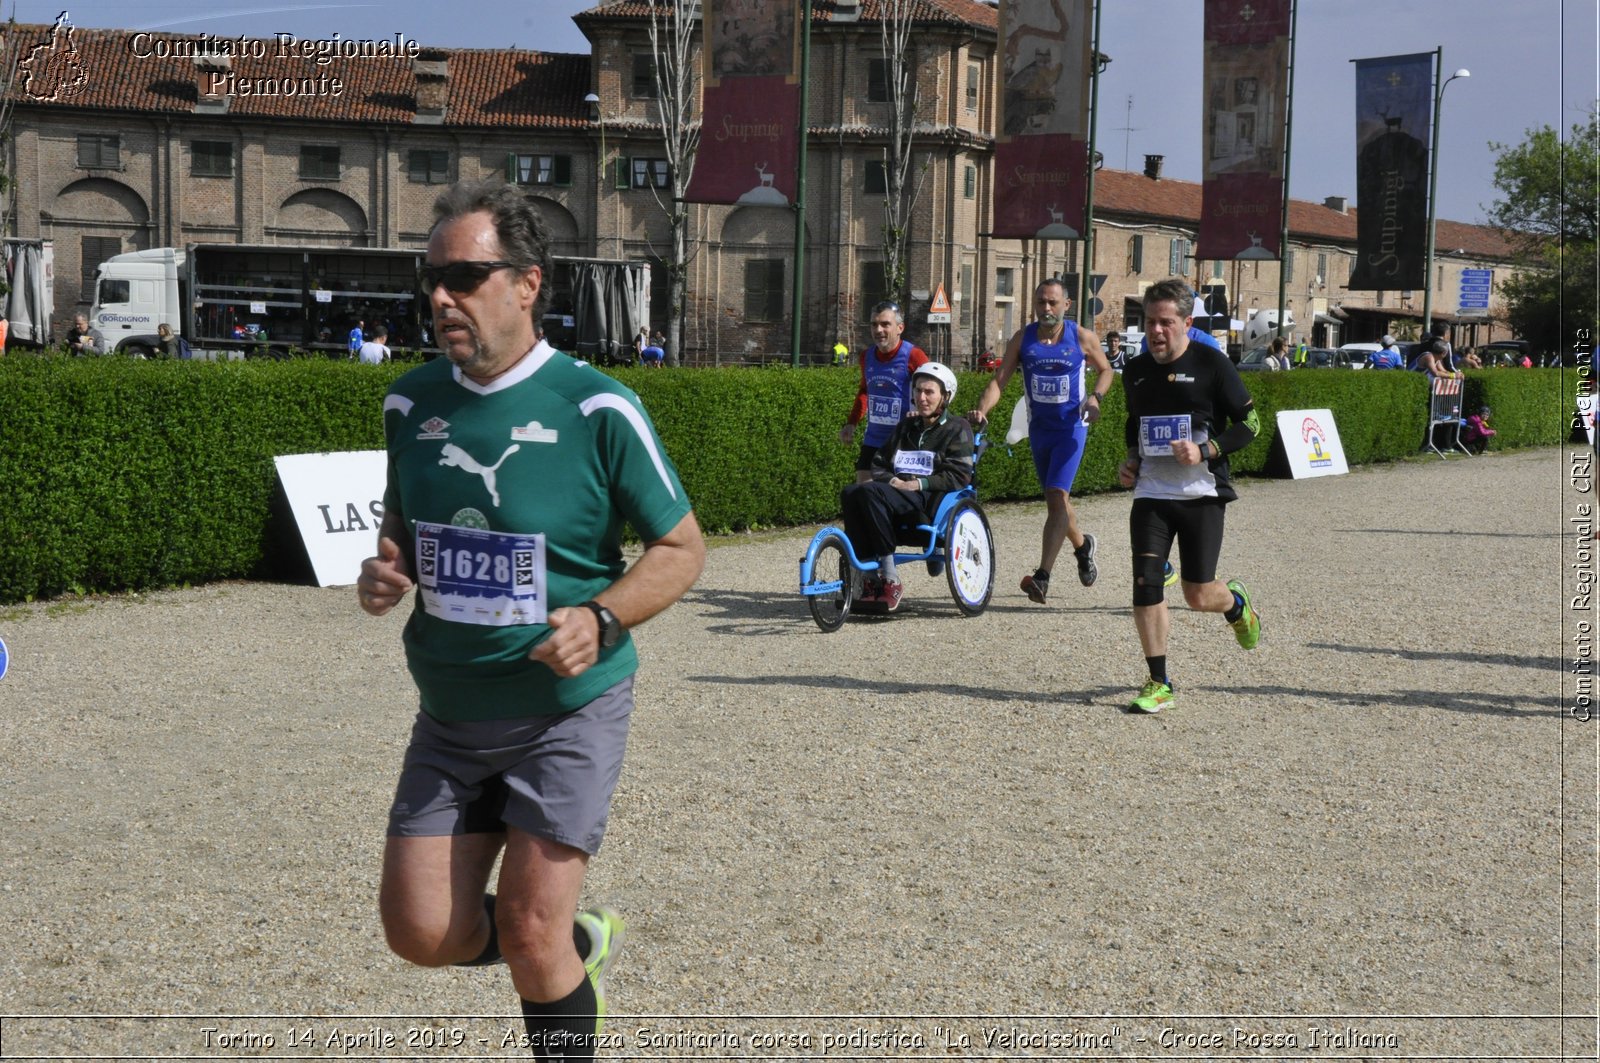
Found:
[1138,415,1192,458]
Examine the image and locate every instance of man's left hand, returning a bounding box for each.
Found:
[1170,440,1205,466]
[530,607,600,677]
[890,476,920,491]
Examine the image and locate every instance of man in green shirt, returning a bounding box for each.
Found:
[357,179,704,1060]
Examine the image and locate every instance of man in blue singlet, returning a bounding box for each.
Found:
[969,277,1113,605]
[839,301,930,484]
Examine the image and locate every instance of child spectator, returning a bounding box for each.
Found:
[1462,405,1496,454]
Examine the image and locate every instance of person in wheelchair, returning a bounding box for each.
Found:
[840,362,974,612]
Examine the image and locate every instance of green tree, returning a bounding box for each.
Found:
[1486,108,1598,357]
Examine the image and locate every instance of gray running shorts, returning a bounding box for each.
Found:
[386,675,633,855]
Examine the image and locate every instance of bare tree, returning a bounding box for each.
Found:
[878,0,932,308]
[645,0,701,366]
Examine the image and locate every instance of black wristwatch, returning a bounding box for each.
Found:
[581,600,622,648]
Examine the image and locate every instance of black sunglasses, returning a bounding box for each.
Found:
[420,260,519,295]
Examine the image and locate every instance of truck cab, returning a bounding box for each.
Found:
[89,248,185,357]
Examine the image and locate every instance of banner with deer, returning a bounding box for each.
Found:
[1195,0,1290,261]
[683,0,802,205]
[991,0,1092,239]
[1347,51,1433,290]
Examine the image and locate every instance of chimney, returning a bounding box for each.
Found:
[413,49,449,125]
[1142,154,1163,180]
[193,53,231,114]
[1323,195,1348,214]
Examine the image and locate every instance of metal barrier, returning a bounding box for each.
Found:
[1424,376,1471,458]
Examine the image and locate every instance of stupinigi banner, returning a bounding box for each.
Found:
[1348,52,1433,290]
[1196,0,1290,261]
[992,0,1092,240]
[682,0,801,206]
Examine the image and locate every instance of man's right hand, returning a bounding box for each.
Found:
[838,423,855,445]
[966,410,988,428]
[1117,457,1140,489]
[358,536,414,616]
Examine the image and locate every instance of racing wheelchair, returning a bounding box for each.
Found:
[798,429,995,632]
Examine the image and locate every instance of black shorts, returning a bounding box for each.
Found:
[1129,496,1227,585]
[855,442,880,471]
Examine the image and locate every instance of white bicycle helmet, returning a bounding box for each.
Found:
[912,361,958,401]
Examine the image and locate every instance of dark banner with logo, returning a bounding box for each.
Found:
[992,0,1092,239]
[1196,0,1290,261]
[1348,51,1433,290]
[683,0,801,206]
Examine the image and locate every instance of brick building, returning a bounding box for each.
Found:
[4,3,1519,361]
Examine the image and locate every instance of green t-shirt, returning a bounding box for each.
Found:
[382,342,692,720]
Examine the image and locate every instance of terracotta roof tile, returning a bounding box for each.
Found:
[1094,168,1513,258]
[5,22,592,128]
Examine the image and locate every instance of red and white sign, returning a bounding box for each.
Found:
[1276,409,1348,479]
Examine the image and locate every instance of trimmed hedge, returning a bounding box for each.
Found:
[0,354,1575,603]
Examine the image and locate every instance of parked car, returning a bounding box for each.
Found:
[1301,346,1350,368]
[1479,339,1532,367]
[1237,346,1274,371]
[1339,342,1382,369]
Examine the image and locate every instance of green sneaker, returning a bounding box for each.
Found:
[1162,561,1179,588]
[574,906,625,1030]
[1129,679,1175,714]
[1227,579,1260,649]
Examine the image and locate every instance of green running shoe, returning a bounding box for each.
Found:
[574,906,625,1029]
[1129,679,1175,714]
[1162,561,1179,588]
[1226,579,1260,649]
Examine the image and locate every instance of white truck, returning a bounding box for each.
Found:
[88,244,650,362]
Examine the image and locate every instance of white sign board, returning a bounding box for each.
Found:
[274,451,388,587]
[1276,409,1349,479]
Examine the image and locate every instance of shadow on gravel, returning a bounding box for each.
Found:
[1307,643,1564,672]
[685,671,1129,707]
[1333,527,1563,540]
[1230,683,1558,718]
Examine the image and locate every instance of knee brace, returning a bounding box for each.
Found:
[1132,554,1167,607]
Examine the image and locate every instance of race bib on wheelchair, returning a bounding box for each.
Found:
[868,391,903,427]
[892,449,935,477]
[415,521,547,626]
[1138,415,1193,458]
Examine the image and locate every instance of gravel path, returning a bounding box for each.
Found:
[0,448,1590,1060]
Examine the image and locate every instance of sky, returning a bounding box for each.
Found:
[25,0,1600,228]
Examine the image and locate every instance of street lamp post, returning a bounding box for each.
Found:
[1420,53,1469,336]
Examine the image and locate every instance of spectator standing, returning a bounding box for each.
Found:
[357,324,392,364]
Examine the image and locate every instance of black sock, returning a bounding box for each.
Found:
[1033,567,1050,582]
[521,977,598,1062]
[1224,591,1244,623]
[1145,656,1168,686]
[454,894,502,967]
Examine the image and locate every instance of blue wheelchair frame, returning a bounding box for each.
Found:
[799,433,995,631]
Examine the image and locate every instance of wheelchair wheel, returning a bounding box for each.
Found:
[806,535,860,632]
[944,499,995,616]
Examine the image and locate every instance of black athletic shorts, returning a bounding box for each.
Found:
[1129,496,1227,585]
